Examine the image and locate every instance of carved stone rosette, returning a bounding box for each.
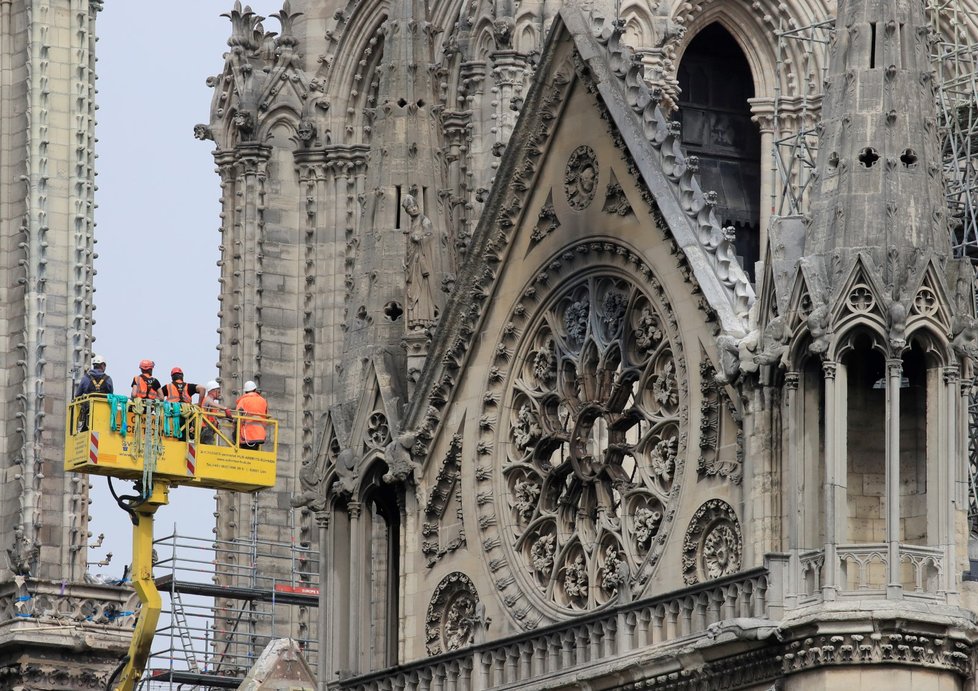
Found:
[564,145,599,210]
[477,240,688,626]
[682,499,743,585]
[425,572,482,656]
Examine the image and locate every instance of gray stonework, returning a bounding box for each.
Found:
[201,0,978,688]
[0,1,133,684]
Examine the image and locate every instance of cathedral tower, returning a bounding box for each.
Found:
[0,0,131,686]
[760,0,976,615]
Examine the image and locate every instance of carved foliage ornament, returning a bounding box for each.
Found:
[564,146,599,210]
[682,499,742,585]
[480,253,688,623]
[425,572,485,655]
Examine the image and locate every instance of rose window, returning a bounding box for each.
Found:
[502,275,684,611]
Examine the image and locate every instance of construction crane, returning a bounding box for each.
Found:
[64,394,279,691]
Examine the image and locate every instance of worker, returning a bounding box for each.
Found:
[160,367,206,404]
[199,380,229,445]
[75,354,113,398]
[74,354,113,432]
[234,380,268,449]
[130,359,162,400]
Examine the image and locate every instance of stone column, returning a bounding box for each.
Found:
[885,359,902,598]
[784,371,800,604]
[347,500,362,675]
[749,98,776,260]
[316,510,330,690]
[822,361,840,599]
[944,366,960,596]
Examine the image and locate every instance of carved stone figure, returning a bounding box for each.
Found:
[806,304,830,356]
[753,315,789,368]
[888,298,908,351]
[193,123,214,141]
[384,432,422,484]
[952,316,978,361]
[403,194,450,331]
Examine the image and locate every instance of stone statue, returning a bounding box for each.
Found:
[888,298,908,352]
[753,315,789,369]
[952,316,978,362]
[384,432,422,485]
[471,601,491,644]
[806,304,830,356]
[403,194,450,331]
[715,333,742,383]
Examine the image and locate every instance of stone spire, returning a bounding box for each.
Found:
[340,0,454,401]
[807,0,948,254]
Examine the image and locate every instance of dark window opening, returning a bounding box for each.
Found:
[677,24,761,280]
[859,147,880,168]
[395,184,402,229]
[384,301,403,321]
[900,149,918,168]
[870,22,878,68]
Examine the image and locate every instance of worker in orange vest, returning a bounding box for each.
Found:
[199,380,230,445]
[234,380,268,449]
[161,367,206,404]
[130,360,162,400]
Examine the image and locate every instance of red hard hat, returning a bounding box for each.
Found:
[139,359,155,371]
[171,367,184,377]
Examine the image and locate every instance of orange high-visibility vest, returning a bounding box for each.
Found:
[132,375,161,400]
[165,381,192,404]
[235,392,268,443]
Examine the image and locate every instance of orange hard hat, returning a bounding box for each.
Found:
[171,367,184,377]
[139,359,155,371]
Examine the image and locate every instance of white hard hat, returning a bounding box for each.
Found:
[206,380,220,392]
[91,354,106,367]
[243,380,257,392]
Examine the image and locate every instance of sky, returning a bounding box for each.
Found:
[88,0,283,575]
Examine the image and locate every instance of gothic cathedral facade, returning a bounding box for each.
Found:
[198,0,978,687]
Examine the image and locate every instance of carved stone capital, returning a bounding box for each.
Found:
[823,361,838,380]
[784,371,800,390]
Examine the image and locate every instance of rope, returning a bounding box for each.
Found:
[107,394,129,436]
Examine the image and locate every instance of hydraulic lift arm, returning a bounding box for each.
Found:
[110,482,170,691]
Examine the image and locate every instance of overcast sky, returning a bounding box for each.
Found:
[89,0,283,575]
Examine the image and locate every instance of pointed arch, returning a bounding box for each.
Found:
[620,1,655,51]
[676,22,762,277]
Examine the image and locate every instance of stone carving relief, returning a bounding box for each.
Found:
[425,572,488,655]
[682,499,742,585]
[564,145,599,210]
[422,433,466,566]
[698,360,743,484]
[602,171,632,216]
[476,244,688,625]
[365,411,391,449]
[531,191,560,245]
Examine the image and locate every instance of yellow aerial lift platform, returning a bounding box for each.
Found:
[64,395,278,691]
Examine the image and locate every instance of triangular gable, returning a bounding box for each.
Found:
[904,257,954,333]
[828,253,888,327]
[404,7,754,456]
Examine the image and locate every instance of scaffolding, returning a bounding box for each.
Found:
[140,518,319,690]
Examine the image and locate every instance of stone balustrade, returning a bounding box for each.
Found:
[774,543,947,607]
[336,567,770,691]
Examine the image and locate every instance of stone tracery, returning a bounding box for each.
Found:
[485,262,687,618]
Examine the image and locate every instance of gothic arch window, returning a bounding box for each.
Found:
[842,333,886,544]
[360,463,401,669]
[677,23,761,278]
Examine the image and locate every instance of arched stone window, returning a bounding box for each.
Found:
[361,467,401,669]
[677,24,761,278]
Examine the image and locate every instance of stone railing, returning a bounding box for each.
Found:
[336,568,771,691]
[0,578,136,627]
[773,543,947,607]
